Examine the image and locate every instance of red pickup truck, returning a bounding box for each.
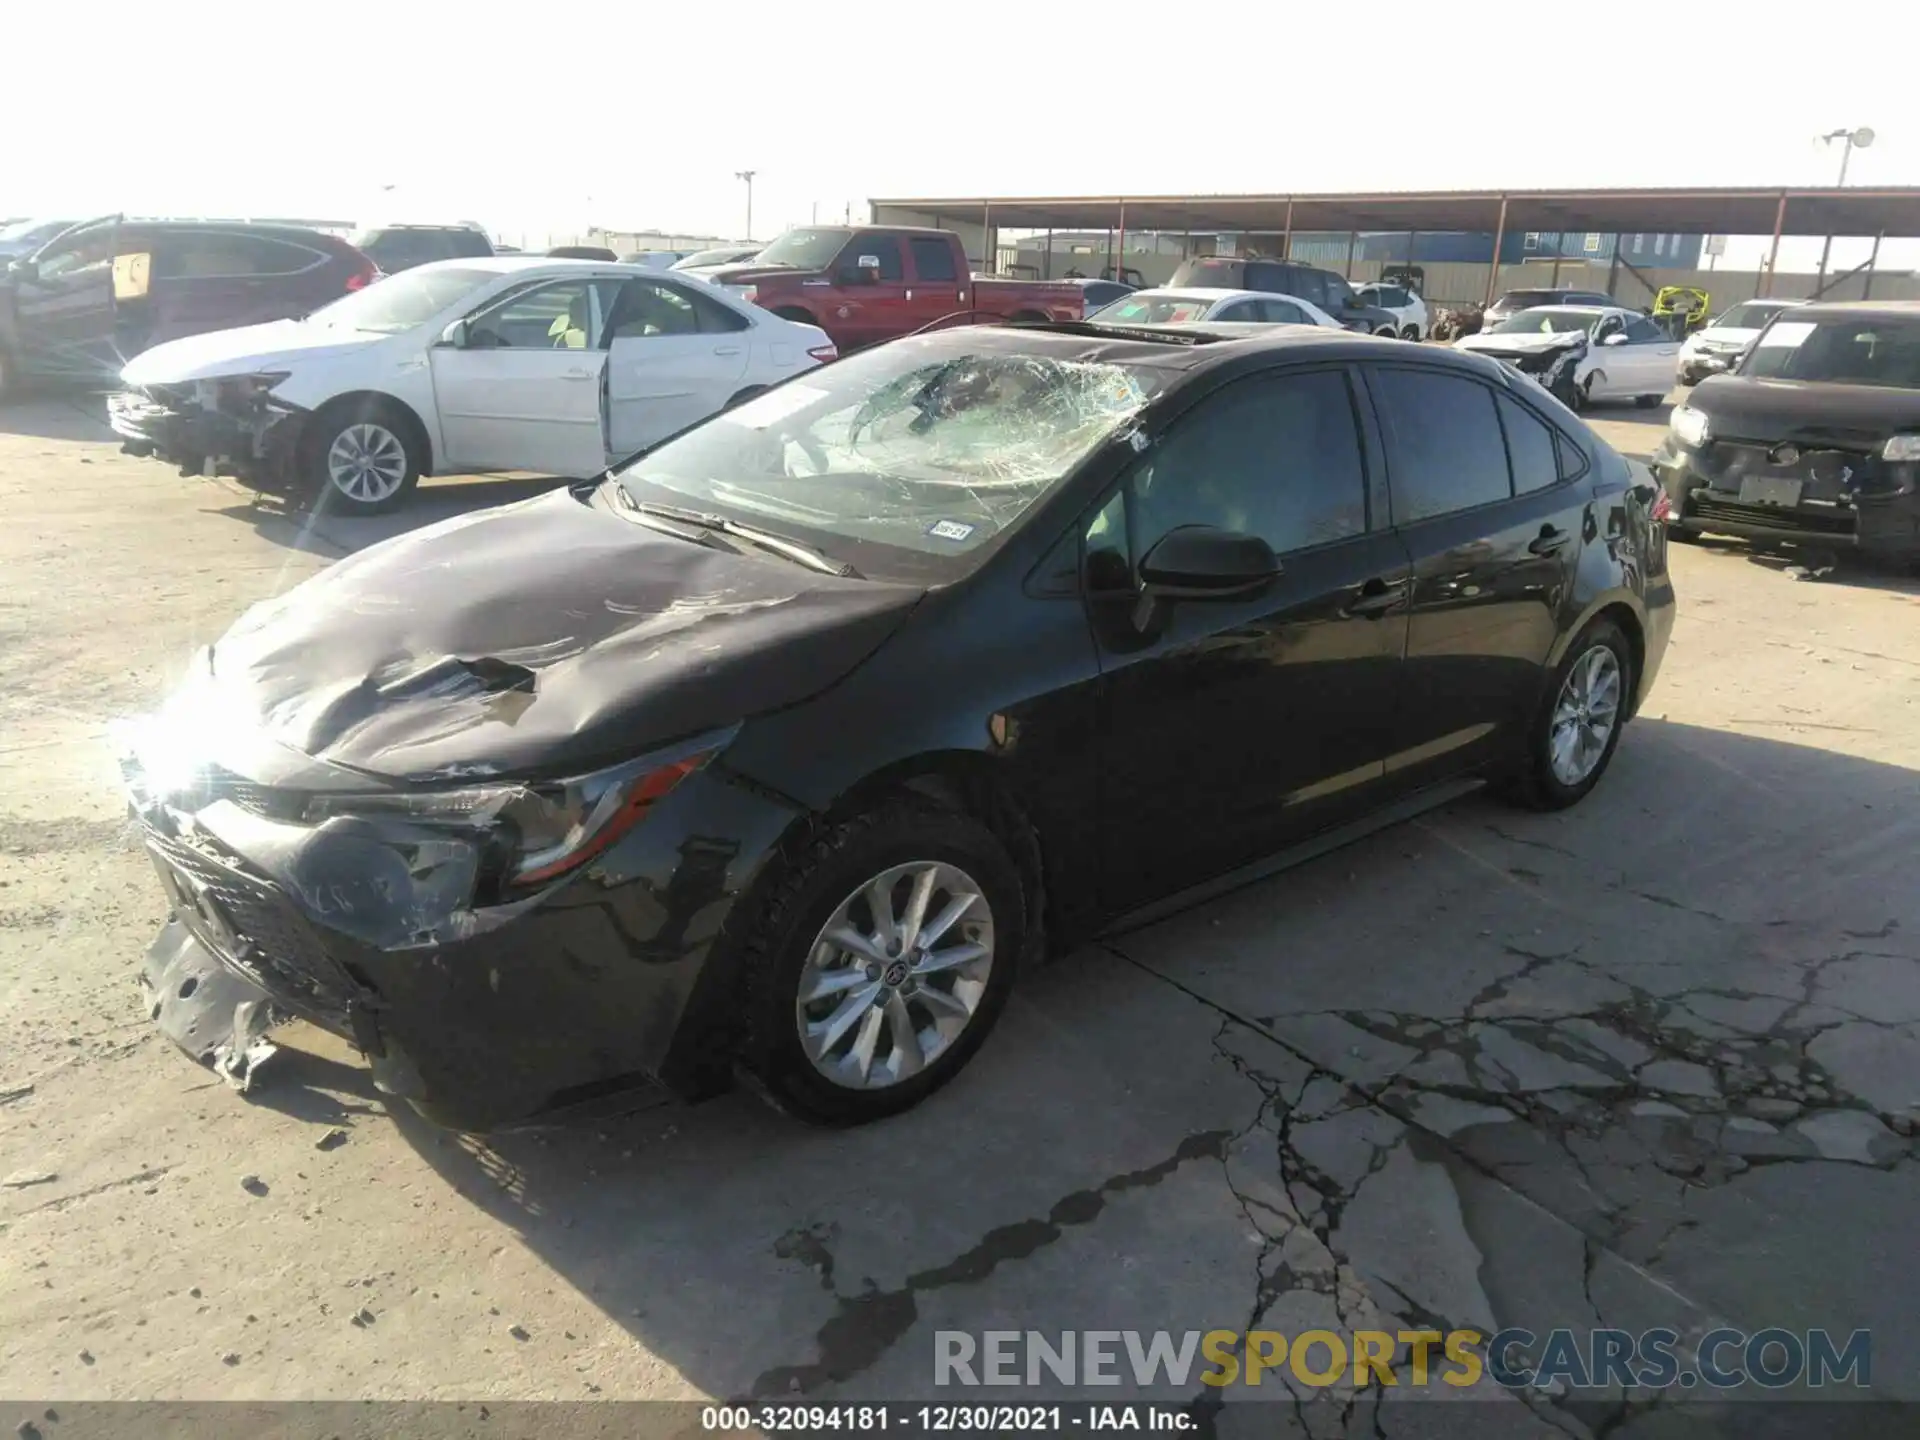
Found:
[706,226,1084,351]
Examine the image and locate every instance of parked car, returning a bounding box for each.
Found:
[1454,306,1679,410]
[549,245,618,262]
[1353,281,1430,340]
[1086,286,1341,329]
[119,321,1672,1131]
[0,217,81,263]
[1675,299,1807,385]
[1654,301,1920,562]
[707,226,1083,350]
[1482,286,1620,330]
[1165,255,1399,335]
[110,258,835,514]
[348,223,494,273]
[0,220,377,401]
[672,245,763,275]
[1063,278,1136,312]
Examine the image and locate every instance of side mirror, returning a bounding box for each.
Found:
[8,257,39,285]
[844,255,881,285]
[439,319,468,347]
[1602,332,1629,347]
[1138,526,1280,598]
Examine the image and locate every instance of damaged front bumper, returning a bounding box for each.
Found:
[121,744,804,1131]
[1653,438,1920,556]
[1477,337,1587,409]
[109,383,305,486]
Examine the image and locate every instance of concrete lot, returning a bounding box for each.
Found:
[2,390,1917,1432]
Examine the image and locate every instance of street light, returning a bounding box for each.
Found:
[735,170,757,242]
[1815,127,1875,285]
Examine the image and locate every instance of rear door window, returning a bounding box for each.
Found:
[1370,367,1514,524]
[908,237,957,282]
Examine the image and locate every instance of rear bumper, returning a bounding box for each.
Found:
[1654,441,1920,556]
[108,388,302,484]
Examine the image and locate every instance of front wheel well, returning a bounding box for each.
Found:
[301,391,434,475]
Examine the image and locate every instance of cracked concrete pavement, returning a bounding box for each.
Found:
[2,394,1917,1433]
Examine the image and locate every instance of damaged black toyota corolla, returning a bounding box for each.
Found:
[121,322,1673,1130]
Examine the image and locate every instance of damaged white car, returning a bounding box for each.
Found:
[111,258,837,514]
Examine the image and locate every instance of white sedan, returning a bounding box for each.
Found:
[1453,305,1679,408]
[112,258,836,513]
[1085,286,1344,329]
[1676,298,1806,384]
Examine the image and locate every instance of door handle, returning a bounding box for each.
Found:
[562,368,594,381]
[1529,525,1571,555]
[713,345,743,356]
[1342,576,1406,619]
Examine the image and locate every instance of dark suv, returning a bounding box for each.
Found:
[0,219,376,400]
[348,224,494,273]
[1168,256,1399,334]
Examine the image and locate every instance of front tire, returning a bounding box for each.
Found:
[300,400,422,515]
[1499,619,1634,811]
[1634,393,1663,409]
[739,800,1024,1125]
[1374,325,1397,338]
[1400,324,1422,341]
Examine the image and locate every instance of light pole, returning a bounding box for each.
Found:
[1815,127,1874,286]
[735,170,757,242]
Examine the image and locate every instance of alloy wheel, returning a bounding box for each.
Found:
[1548,646,1622,787]
[326,422,408,504]
[796,861,995,1090]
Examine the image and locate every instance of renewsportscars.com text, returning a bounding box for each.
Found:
[934,1328,1871,1391]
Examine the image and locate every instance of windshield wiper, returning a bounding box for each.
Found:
[617,493,862,579]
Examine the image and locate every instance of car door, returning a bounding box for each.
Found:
[602,275,751,458]
[1089,365,1412,908]
[9,224,124,382]
[1361,363,1586,790]
[429,276,610,476]
[903,235,964,331]
[1619,313,1678,397]
[834,233,907,350]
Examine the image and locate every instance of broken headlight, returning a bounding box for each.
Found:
[1670,405,1711,449]
[300,735,724,889]
[197,371,290,410]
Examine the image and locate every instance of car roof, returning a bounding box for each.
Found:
[1121,287,1272,303]
[81,218,338,242]
[1789,299,1920,320]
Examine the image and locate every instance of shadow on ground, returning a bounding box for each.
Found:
[328,718,1920,1421]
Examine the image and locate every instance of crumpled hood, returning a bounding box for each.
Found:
[121,319,382,385]
[200,487,924,782]
[1686,376,1920,446]
[1456,330,1585,356]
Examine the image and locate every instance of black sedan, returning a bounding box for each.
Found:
[1654,301,1920,561]
[120,323,1674,1130]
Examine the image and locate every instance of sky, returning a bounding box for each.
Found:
[10,0,1919,272]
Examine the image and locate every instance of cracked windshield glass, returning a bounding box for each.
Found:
[614,337,1166,560]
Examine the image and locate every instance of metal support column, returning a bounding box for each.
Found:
[1114,200,1126,281]
[1281,198,1294,259]
[1864,231,1882,299]
[1043,228,1052,280]
[1606,234,1621,299]
[1483,196,1508,307]
[1344,230,1357,279]
[1760,193,1787,298]
[982,202,992,275]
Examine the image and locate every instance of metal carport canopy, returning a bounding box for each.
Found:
[870,187,1920,237]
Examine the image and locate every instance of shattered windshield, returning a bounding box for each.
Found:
[613,335,1169,569]
[1089,295,1219,325]
[1491,309,1599,336]
[1740,318,1920,388]
[749,228,852,270]
[306,265,496,334]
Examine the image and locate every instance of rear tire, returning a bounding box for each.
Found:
[1374,325,1397,338]
[300,399,422,516]
[1498,618,1634,812]
[1634,394,1663,409]
[738,799,1024,1126]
